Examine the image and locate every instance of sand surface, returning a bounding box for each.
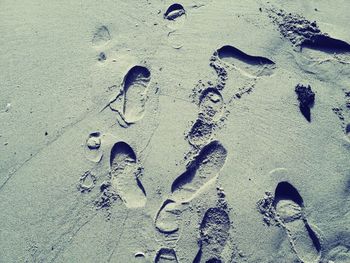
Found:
[1,0,350,262]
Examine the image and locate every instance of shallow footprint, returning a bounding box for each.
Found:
[110,141,146,208]
[110,65,151,124]
[171,141,227,202]
[188,89,224,147]
[194,207,230,263]
[274,182,321,263]
[84,132,103,163]
[92,25,111,47]
[199,88,224,122]
[216,45,275,77]
[155,199,182,234]
[155,248,178,263]
[325,245,350,263]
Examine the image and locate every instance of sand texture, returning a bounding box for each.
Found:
[1,0,350,262]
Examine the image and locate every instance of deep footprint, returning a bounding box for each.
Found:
[110,65,151,124]
[216,45,275,77]
[110,141,146,208]
[164,3,186,30]
[194,207,230,263]
[155,248,178,263]
[274,182,321,262]
[171,141,227,202]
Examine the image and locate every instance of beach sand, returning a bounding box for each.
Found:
[0,0,349,262]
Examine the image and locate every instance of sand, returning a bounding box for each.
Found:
[0,0,349,262]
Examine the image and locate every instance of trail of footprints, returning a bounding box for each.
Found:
[154,41,278,261]
[77,8,350,261]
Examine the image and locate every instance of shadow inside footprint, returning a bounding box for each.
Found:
[274,182,321,263]
[344,123,350,143]
[194,207,230,263]
[155,248,178,263]
[110,141,146,208]
[110,66,151,125]
[216,45,275,77]
[171,141,227,202]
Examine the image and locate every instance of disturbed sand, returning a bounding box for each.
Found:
[1,0,350,262]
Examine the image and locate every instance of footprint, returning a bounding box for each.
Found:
[164,3,186,30]
[84,132,103,163]
[155,248,178,263]
[199,88,224,122]
[155,199,182,234]
[92,25,111,47]
[271,9,350,55]
[167,31,184,49]
[110,66,151,125]
[110,141,146,208]
[194,207,230,263]
[188,119,214,147]
[164,3,186,48]
[171,141,227,202]
[188,88,224,147]
[274,182,321,263]
[301,34,350,55]
[216,45,275,77]
[325,245,350,263]
[78,171,96,193]
[155,141,227,233]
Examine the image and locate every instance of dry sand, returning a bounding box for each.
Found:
[1,0,350,262]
